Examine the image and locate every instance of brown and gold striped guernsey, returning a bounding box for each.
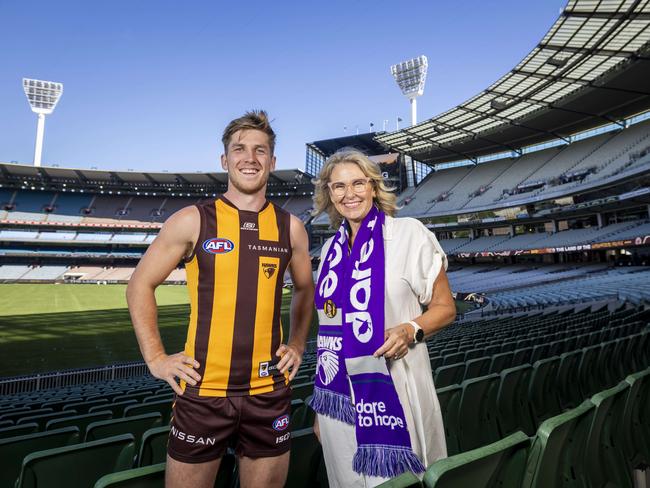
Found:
[181,196,292,397]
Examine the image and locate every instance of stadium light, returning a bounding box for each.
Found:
[390,55,428,126]
[22,78,64,167]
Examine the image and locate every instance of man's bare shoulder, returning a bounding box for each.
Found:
[164,205,200,229]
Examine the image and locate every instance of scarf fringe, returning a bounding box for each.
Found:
[308,386,356,425]
[352,445,426,478]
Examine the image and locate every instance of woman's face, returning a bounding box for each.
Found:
[328,162,376,228]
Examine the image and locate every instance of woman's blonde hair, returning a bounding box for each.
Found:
[312,149,398,228]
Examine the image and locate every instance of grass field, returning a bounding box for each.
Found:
[0,284,316,378]
[0,283,468,379]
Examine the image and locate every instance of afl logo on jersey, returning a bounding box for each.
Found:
[273,414,290,431]
[202,238,234,254]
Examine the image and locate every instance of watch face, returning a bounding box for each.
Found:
[415,328,424,342]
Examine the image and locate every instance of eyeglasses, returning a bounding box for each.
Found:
[327,178,372,197]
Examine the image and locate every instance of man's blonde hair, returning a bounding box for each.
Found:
[312,149,398,228]
[222,110,276,154]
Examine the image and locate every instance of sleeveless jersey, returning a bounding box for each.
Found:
[182,196,292,397]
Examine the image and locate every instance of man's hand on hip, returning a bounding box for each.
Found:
[275,343,304,381]
[147,352,201,395]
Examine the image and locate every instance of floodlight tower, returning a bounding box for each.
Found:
[22,78,64,167]
[390,56,428,126]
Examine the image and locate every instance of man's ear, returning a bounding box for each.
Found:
[270,155,277,171]
[220,153,228,171]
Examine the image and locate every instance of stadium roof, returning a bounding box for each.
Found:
[376,0,650,165]
[307,132,388,158]
[0,162,311,193]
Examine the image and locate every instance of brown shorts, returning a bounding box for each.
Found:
[167,387,292,463]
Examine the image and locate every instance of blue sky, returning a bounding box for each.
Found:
[0,1,566,173]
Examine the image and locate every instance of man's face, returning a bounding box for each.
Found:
[221,129,276,195]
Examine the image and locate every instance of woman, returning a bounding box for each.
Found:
[309,149,456,487]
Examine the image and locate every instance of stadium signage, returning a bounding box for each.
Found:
[454,236,650,258]
[202,238,234,254]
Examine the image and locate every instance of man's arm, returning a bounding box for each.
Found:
[276,215,315,380]
[126,206,202,395]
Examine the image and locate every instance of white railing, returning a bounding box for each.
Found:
[0,361,150,397]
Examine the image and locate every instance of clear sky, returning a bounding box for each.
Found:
[0,0,566,173]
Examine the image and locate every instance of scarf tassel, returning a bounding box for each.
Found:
[352,445,426,478]
[308,386,356,424]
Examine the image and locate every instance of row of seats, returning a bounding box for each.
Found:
[378,368,650,488]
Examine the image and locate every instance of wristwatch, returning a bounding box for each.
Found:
[408,320,424,344]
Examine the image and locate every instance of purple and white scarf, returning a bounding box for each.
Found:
[309,207,425,478]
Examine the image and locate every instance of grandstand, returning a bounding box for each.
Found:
[1,0,650,486]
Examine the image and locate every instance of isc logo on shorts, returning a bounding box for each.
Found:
[273,414,290,431]
[202,238,234,254]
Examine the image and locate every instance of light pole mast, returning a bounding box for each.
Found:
[390,56,428,187]
[23,78,64,167]
[390,55,428,126]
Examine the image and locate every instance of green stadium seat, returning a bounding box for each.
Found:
[0,407,53,423]
[17,409,79,430]
[463,357,490,381]
[46,410,113,436]
[457,374,500,452]
[584,381,632,488]
[556,350,582,410]
[290,398,304,416]
[521,400,595,488]
[124,400,172,424]
[144,393,174,403]
[85,412,163,451]
[93,463,165,488]
[511,347,532,367]
[527,357,560,428]
[292,395,315,430]
[623,368,650,469]
[496,365,535,437]
[434,363,465,389]
[442,352,465,366]
[577,345,601,399]
[91,400,139,417]
[376,471,422,487]
[489,352,513,374]
[137,426,169,467]
[63,398,110,414]
[0,426,79,488]
[285,427,321,488]
[0,422,39,439]
[0,407,31,419]
[435,385,461,456]
[114,392,154,403]
[290,382,314,400]
[15,433,135,488]
[423,431,530,488]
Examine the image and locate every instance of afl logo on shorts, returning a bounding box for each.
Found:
[202,238,234,254]
[272,414,290,431]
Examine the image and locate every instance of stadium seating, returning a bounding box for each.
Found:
[423,431,530,488]
[15,434,135,488]
[93,463,165,488]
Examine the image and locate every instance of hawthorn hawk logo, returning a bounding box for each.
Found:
[262,262,277,279]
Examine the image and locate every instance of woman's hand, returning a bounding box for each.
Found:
[373,323,414,360]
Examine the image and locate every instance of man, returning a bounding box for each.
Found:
[127,110,314,488]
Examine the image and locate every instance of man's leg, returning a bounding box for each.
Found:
[238,452,290,488]
[165,455,221,488]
